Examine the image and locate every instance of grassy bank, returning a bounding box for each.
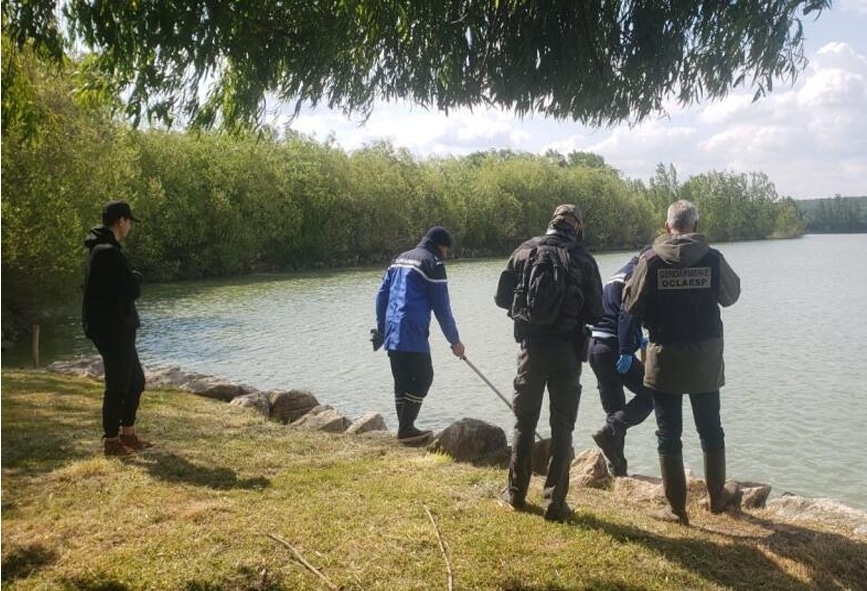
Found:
[2,370,864,590]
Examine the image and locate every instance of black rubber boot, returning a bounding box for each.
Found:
[397,399,432,444]
[652,454,689,525]
[703,449,742,514]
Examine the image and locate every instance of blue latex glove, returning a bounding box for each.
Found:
[616,354,633,375]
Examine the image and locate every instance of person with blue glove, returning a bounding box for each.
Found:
[588,249,654,476]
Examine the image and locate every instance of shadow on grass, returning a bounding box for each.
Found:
[1,543,58,583]
[568,511,867,591]
[502,582,653,591]
[141,451,271,490]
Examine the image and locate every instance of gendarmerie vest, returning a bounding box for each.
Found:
[640,248,722,345]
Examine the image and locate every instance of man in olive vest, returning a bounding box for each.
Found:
[623,200,741,525]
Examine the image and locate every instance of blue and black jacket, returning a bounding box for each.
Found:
[375,237,460,353]
[591,257,643,355]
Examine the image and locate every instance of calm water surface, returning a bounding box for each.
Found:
[6,234,867,509]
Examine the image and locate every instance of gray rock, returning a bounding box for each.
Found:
[428,418,508,463]
[229,392,271,418]
[47,356,104,379]
[346,412,387,435]
[766,495,867,537]
[291,405,351,433]
[739,481,773,509]
[146,365,193,388]
[269,389,319,424]
[183,375,250,401]
[570,448,612,489]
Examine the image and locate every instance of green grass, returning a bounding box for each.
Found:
[2,369,865,590]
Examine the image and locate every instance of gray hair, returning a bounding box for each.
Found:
[666,200,699,232]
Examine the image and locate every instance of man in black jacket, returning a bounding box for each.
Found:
[83,200,151,456]
[495,204,604,521]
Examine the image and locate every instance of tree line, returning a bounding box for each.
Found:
[797,196,867,233]
[2,43,806,338]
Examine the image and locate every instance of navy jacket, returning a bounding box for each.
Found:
[375,237,460,353]
[591,257,643,355]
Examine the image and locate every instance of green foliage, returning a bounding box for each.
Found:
[1,49,808,330]
[1,45,137,319]
[798,195,867,233]
[3,0,831,131]
[678,170,785,242]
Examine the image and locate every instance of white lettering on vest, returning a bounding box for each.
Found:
[657,267,711,290]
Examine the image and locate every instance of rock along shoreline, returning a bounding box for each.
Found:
[46,355,867,539]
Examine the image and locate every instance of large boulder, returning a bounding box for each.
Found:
[269,389,319,424]
[291,405,351,433]
[570,449,612,489]
[428,418,508,463]
[346,412,388,435]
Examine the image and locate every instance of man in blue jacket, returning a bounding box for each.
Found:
[588,252,654,477]
[374,226,466,444]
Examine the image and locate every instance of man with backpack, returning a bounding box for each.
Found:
[495,204,603,521]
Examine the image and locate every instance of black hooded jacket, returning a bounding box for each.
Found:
[82,225,140,339]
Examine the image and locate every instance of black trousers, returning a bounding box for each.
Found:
[588,337,653,435]
[388,350,434,416]
[92,331,145,438]
[508,338,582,512]
[652,390,725,455]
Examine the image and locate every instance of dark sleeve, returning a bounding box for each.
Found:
[375,267,392,334]
[90,246,140,302]
[582,256,604,325]
[615,280,643,354]
[494,253,519,309]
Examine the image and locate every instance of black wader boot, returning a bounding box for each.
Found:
[397,398,432,444]
[703,449,742,513]
[653,454,690,526]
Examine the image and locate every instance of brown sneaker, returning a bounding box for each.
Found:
[104,437,137,457]
[120,433,153,451]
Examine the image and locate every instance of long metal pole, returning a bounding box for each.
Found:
[462,356,542,441]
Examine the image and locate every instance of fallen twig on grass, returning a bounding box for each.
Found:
[423,504,454,591]
[266,533,339,590]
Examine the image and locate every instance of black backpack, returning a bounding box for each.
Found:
[507,241,572,327]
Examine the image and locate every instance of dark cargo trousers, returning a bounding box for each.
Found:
[508,338,582,515]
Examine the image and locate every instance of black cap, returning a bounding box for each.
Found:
[102,200,140,225]
[425,225,453,248]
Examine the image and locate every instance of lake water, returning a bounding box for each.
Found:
[5,234,866,510]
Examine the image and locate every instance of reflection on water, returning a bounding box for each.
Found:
[6,235,867,510]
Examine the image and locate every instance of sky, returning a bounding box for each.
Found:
[279,1,867,200]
